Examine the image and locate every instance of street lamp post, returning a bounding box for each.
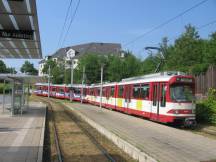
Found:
[71,59,74,86]
[100,64,104,109]
[48,65,51,98]
[81,66,85,104]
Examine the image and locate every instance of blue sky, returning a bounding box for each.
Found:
[3,0,216,71]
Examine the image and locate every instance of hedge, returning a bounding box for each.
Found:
[196,88,216,124]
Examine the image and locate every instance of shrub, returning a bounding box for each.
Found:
[0,83,11,94]
[196,88,216,124]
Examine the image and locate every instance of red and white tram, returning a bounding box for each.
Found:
[86,72,196,126]
[34,72,196,126]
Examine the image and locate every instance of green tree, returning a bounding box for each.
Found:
[172,24,203,72]
[42,59,65,84]
[122,52,142,78]
[0,60,16,74]
[75,54,107,84]
[141,55,158,74]
[75,52,143,83]
[20,61,38,75]
[42,59,57,74]
[204,32,216,66]
[156,24,207,74]
[6,67,17,74]
[106,55,124,82]
[0,60,8,73]
[52,64,65,84]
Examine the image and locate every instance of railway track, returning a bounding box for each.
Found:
[64,105,116,162]
[48,100,64,162]
[36,97,135,162]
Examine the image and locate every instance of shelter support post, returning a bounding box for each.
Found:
[21,82,25,115]
[27,83,30,111]
[11,81,15,116]
[2,79,5,113]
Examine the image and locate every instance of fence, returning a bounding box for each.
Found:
[195,66,216,96]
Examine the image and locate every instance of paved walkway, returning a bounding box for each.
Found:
[0,102,46,162]
[65,102,216,162]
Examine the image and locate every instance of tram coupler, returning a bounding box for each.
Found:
[184,118,197,128]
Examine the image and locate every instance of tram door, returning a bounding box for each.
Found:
[151,82,167,121]
[124,85,131,114]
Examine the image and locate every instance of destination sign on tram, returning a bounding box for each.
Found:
[176,77,193,83]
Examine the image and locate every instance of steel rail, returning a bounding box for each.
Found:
[41,98,64,162]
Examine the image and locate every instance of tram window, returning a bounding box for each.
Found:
[140,84,149,100]
[133,85,140,99]
[91,89,94,95]
[118,85,123,97]
[98,88,100,96]
[94,89,96,96]
[59,88,64,94]
[102,87,106,97]
[94,88,98,96]
[96,89,98,96]
[74,88,80,94]
[107,87,111,97]
[82,88,86,95]
[110,87,115,97]
[160,84,167,107]
[153,85,157,106]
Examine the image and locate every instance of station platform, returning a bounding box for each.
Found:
[64,102,216,162]
[0,101,46,162]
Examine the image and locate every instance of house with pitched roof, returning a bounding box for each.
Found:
[38,42,123,76]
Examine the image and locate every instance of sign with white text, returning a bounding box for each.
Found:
[0,30,34,40]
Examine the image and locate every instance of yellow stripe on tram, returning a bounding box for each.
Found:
[136,100,142,111]
[117,98,123,108]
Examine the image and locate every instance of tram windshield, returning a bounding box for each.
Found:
[170,84,194,102]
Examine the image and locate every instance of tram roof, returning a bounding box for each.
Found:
[0,74,45,84]
[35,83,88,88]
[89,82,117,88]
[118,71,190,85]
[0,0,42,59]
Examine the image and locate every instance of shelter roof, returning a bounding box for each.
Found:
[0,0,42,58]
[0,74,46,84]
